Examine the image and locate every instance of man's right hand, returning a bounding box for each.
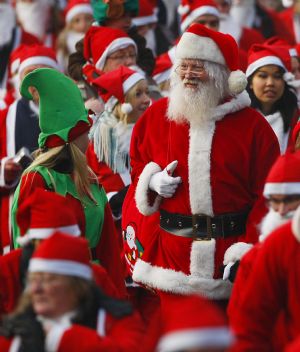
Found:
[149,160,182,198]
[4,158,22,184]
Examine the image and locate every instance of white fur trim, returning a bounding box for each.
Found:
[289,48,297,57]
[157,327,234,352]
[121,103,133,114]
[135,162,162,215]
[181,6,220,32]
[153,68,172,85]
[223,242,253,265]
[66,4,92,23]
[29,258,93,279]
[45,324,70,352]
[283,71,295,83]
[9,337,21,352]
[176,32,225,65]
[188,276,232,299]
[246,56,286,78]
[17,225,81,246]
[292,206,300,242]
[18,57,59,75]
[11,58,20,74]
[190,239,215,278]
[6,100,17,157]
[228,70,247,96]
[263,183,300,197]
[123,72,144,94]
[132,14,158,26]
[95,38,137,70]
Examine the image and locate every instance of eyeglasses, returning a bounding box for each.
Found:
[175,63,207,77]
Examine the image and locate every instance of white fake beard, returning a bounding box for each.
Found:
[167,73,221,125]
[16,0,51,40]
[66,31,85,54]
[259,208,295,242]
[144,28,156,56]
[0,4,16,47]
[230,0,255,28]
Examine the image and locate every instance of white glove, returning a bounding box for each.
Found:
[149,160,182,198]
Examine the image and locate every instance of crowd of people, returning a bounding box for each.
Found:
[1,0,300,351]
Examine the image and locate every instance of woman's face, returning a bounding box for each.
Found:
[103,45,137,72]
[28,272,78,319]
[127,80,150,123]
[250,65,285,114]
[70,13,93,33]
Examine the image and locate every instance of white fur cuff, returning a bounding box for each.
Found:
[135,162,162,215]
[223,242,253,265]
[292,206,300,242]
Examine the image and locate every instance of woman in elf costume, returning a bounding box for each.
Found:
[11,68,126,296]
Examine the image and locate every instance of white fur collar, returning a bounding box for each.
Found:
[211,91,251,121]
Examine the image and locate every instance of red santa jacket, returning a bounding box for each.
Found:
[128,92,279,300]
[0,248,122,318]
[0,310,144,352]
[232,221,300,351]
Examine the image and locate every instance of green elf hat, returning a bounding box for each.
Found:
[20,68,91,148]
[91,0,138,25]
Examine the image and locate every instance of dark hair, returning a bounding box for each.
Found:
[68,39,86,81]
[255,4,275,39]
[247,70,298,133]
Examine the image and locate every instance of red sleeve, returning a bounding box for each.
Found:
[86,144,125,194]
[95,203,127,298]
[92,263,120,299]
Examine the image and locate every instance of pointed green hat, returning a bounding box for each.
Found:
[20,68,90,148]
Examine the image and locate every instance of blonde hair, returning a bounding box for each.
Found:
[112,79,147,124]
[26,142,97,203]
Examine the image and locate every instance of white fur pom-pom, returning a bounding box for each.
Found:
[178,4,190,15]
[223,242,253,265]
[121,103,133,114]
[292,206,300,242]
[282,0,294,7]
[228,70,248,96]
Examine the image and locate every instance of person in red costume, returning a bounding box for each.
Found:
[228,151,300,351]
[11,68,126,297]
[231,204,300,350]
[0,232,144,352]
[124,24,279,305]
[0,188,121,319]
[280,0,300,45]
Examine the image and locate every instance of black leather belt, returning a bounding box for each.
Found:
[160,209,249,240]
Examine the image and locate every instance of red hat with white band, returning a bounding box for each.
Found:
[65,0,93,24]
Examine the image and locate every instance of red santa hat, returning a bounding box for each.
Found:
[246,43,292,78]
[83,26,137,70]
[263,152,300,198]
[157,295,234,352]
[18,44,59,76]
[9,45,27,76]
[178,0,220,32]
[131,0,157,27]
[92,65,145,113]
[64,0,93,24]
[176,23,247,95]
[28,231,93,280]
[17,189,81,246]
[152,46,176,85]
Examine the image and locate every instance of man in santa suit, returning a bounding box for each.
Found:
[279,0,300,44]
[128,23,279,302]
[231,204,300,350]
[0,44,59,254]
[0,0,39,106]
[227,151,300,350]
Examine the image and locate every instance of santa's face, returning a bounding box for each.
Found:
[267,194,300,216]
[215,0,232,14]
[192,14,220,31]
[69,13,93,34]
[175,59,210,90]
[103,45,137,73]
[230,0,255,27]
